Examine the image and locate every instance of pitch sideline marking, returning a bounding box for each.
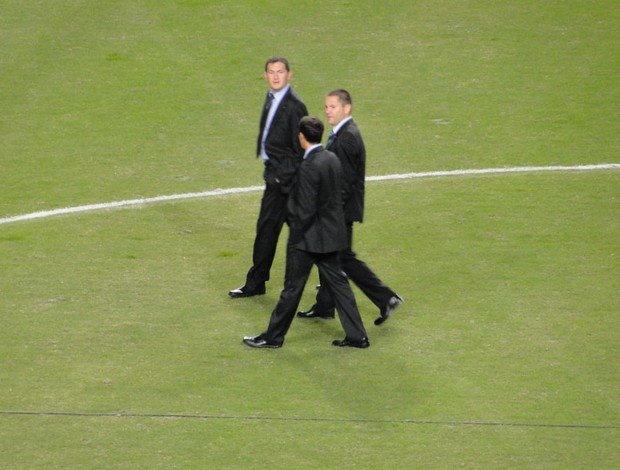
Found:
[2,165,620,430]
[1,163,618,226]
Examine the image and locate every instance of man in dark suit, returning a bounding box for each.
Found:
[243,116,369,349]
[297,89,403,325]
[229,57,308,298]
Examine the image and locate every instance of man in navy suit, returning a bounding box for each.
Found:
[243,116,369,349]
[230,57,308,298]
[297,89,403,325]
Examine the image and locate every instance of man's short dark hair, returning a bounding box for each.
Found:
[299,116,324,144]
[327,88,352,106]
[265,56,290,71]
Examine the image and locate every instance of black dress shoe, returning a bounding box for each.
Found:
[229,284,266,298]
[375,295,404,325]
[296,306,335,319]
[332,337,370,349]
[242,335,282,349]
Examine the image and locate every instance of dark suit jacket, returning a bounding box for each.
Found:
[326,119,365,223]
[258,88,308,193]
[287,146,347,254]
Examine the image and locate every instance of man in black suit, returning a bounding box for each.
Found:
[243,116,369,349]
[229,57,308,298]
[297,89,403,325]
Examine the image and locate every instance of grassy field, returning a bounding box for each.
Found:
[1,1,619,468]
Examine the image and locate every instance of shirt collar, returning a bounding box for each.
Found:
[303,143,322,159]
[270,84,290,102]
[331,116,352,135]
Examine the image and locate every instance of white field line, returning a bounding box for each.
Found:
[1,163,619,226]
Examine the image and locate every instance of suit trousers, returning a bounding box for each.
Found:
[315,222,396,312]
[262,242,368,346]
[244,180,288,290]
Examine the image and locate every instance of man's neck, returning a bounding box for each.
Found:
[332,116,353,134]
[303,143,322,158]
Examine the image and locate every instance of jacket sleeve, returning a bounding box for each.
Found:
[278,100,308,192]
[335,131,364,204]
[290,161,319,244]
[263,95,308,192]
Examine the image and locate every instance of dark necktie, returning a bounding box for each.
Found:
[257,92,274,157]
[260,92,274,130]
[326,130,336,149]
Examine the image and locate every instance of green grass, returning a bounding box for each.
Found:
[1,1,619,468]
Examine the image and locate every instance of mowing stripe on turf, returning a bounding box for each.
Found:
[1,163,618,226]
[0,410,618,429]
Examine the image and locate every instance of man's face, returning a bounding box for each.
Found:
[264,61,291,92]
[324,95,351,126]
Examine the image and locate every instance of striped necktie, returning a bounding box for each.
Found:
[326,130,335,149]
